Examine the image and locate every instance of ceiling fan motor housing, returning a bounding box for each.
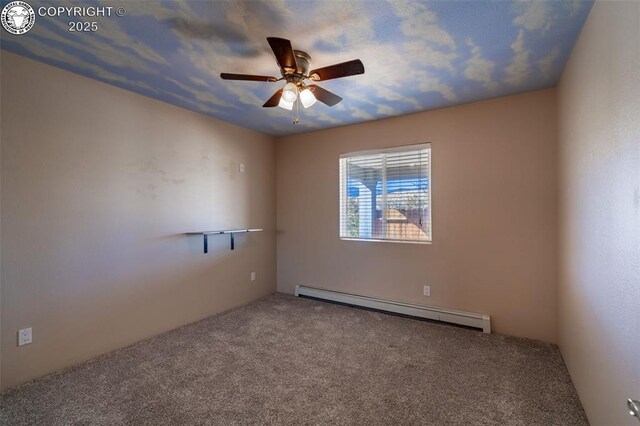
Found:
[293,50,311,76]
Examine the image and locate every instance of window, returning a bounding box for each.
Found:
[339,143,431,243]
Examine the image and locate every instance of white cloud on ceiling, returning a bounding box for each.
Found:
[513,0,553,31]
[377,105,397,116]
[351,106,376,120]
[31,19,161,74]
[538,46,561,79]
[391,0,456,49]
[464,38,497,91]
[308,1,375,50]
[375,85,421,109]
[302,109,342,125]
[404,40,457,73]
[95,19,169,66]
[505,30,531,86]
[415,71,457,101]
[339,1,459,107]
[165,77,232,110]
[14,35,158,93]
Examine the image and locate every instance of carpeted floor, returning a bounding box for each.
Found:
[0,293,587,425]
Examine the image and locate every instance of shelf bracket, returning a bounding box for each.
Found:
[186,228,263,253]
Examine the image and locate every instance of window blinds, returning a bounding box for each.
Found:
[339,143,431,243]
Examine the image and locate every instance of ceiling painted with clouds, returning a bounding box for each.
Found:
[1,0,592,136]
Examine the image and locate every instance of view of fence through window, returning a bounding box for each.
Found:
[339,144,431,243]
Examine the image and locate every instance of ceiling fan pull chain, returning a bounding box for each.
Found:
[293,97,300,124]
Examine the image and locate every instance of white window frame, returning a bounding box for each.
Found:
[339,143,432,244]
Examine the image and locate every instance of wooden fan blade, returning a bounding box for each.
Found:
[308,85,342,106]
[220,73,277,82]
[267,37,298,71]
[309,59,365,81]
[263,89,283,107]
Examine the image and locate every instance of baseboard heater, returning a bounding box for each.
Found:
[295,285,491,333]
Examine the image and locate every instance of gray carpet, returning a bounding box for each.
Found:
[0,293,587,425]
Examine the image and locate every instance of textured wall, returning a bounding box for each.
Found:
[0,52,276,390]
[277,89,559,343]
[557,2,640,424]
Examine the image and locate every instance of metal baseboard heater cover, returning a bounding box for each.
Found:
[295,285,491,333]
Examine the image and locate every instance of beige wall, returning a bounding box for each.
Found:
[0,88,2,389]
[277,89,558,343]
[0,52,276,390]
[557,2,640,425]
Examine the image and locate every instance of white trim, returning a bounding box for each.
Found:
[381,154,388,239]
[426,146,433,241]
[338,143,432,243]
[339,159,347,237]
[295,285,491,333]
[339,237,431,245]
[340,142,431,159]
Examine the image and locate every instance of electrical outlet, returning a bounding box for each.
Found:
[423,285,431,297]
[251,272,256,281]
[18,328,32,346]
[239,163,245,173]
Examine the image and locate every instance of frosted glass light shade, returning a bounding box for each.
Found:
[282,82,298,103]
[278,97,294,110]
[299,88,317,108]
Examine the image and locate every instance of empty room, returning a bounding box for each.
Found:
[0,0,638,424]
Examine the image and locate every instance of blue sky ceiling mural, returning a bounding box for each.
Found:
[0,0,593,136]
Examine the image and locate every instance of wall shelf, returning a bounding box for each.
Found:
[186,228,263,253]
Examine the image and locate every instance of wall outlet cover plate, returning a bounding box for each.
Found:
[18,328,32,346]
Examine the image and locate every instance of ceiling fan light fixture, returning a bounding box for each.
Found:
[282,82,298,103]
[299,88,317,108]
[221,37,364,120]
[278,96,294,110]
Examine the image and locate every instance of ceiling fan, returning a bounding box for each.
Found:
[220,37,365,116]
